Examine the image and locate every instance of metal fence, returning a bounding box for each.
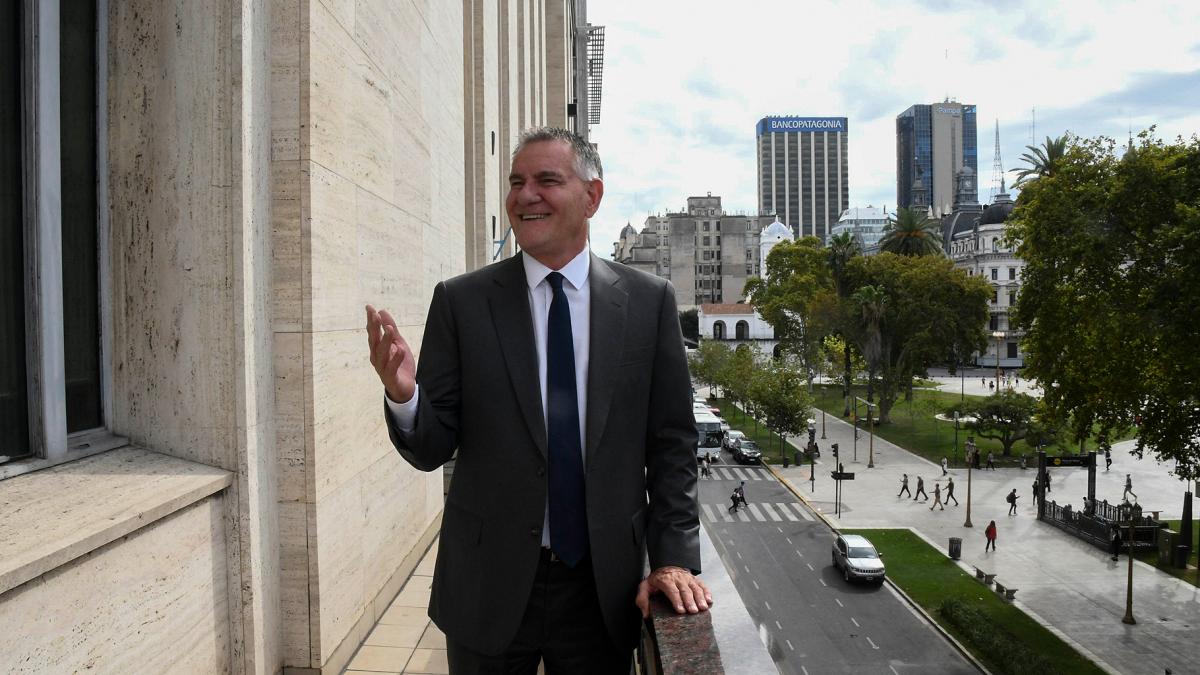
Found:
[1042,499,1161,551]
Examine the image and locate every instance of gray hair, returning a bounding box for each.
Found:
[514,127,603,181]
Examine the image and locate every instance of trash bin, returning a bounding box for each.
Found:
[1174,545,1191,568]
[949,537,962,560]
[794,451,802,466]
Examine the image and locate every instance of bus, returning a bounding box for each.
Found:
[694,410,724,459]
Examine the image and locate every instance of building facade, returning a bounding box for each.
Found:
[756,116,849,242]
[830,206,889,254]
[0,2,595,674]
[613,195,772,308]
[896,101,978,218]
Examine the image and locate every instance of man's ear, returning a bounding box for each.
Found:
[584,178,604,217]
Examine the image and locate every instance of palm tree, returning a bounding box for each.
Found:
[827,232,861,415]
[852,285,887,406]
[1011,134,1069,188]
[879,207,943,256]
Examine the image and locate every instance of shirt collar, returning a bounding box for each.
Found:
[522,244,591,291]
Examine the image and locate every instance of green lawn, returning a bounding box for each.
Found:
[1133,519,1200,588]
[810,384,1135,469]
[844,528,1105,675]
[708,398,797,464]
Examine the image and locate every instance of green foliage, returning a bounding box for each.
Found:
[1011,134,1070,188]
[678,308,699,343]
[844,253,992,424]
[955,390,1040,456]
[1008,131,1200,479]
[939,598,1057,674]
[688,340,731,397]
[879,207,945,256]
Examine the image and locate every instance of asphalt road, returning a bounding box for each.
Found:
[699,452,979,675]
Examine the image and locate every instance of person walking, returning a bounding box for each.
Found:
[699,454,711,479]
[1006,488,1019,515]
[1032,476,1040,503]
[897,473,911,498]
[945,476,959,506]
[1123,474,1137,502]
[1109,524,1122,561]
[929,483,944,511]
[1105,448,1112,471]
[940,457,948,476]
[986,451,996,471]
[985,520,997,552]
[914,476,929,502]
[1044,469,1052,493]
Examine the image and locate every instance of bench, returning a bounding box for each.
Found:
[974,567,995,585]
[993,581,1018,600]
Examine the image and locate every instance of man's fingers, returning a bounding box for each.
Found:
[365,306,380,351]
[635,580,652,619]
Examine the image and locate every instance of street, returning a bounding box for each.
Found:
[700,455,977,674]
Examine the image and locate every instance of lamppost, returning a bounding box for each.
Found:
[1121,500,1141,625]
[866,399,877,469]
[963,437,976,528]
[953,410,960,465]
[992,330,1005,391]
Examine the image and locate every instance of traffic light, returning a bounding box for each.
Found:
[831,443,839,458]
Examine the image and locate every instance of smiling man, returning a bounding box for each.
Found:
[365,127,710,674]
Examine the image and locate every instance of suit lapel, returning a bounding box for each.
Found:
[488,255,548,459]
[586,256,628,465]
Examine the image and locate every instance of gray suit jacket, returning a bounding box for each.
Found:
[386,252,700,655]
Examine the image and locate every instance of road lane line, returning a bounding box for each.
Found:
[717,468,735,480]
[732,468,750,481]
[747,504,765,521]
[788,502,815,521]
[785,536,793,544]
[819,579,827,587]
[806,562,814,571]
[744,565,750,573]
[736,551,742,560]
[796,549,803,557]
[835,598,843,607]
[764,601,771,611]
[776,503,798,521]
[890,665,899,674]
[701,504,717,522]
[776,526,783,533]
[738,509,750,522]
[775,620,782,630]
[850,617,860,627]
[753,580,760,590]
[801,666,809,674]
[867,636,879,650]
[786,639,794,651]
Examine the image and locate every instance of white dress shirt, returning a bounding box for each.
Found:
[386,245,592,547]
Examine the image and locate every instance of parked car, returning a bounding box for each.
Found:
[719,419,731,433]
[731,439,762,465]
[723,430,746,451]
[831,534,885,584]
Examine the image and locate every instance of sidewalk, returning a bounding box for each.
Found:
[774,407,1199,675]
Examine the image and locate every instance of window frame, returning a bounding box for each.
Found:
[2,0,120,480]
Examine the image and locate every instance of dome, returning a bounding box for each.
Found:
[980,196,1014,225]
[762,216,793,240]
[619,223,637,237]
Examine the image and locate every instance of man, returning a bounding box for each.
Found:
[929,483,944,511]
[914,475,929,502]
[986,451,996,471]
[897,473,911,498]
[1007,488,1020,515]
[366,127,711,673]
[1123,474,1137,502]
[945,476,959,506]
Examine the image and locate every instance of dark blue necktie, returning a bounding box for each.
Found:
[546,272,587,567]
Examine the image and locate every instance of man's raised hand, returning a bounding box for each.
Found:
[365,305,416,403]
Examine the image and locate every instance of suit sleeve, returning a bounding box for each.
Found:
[385,281,461,471]
[643,280,702,574]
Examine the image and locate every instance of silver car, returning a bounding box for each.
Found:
[831,534,885,584]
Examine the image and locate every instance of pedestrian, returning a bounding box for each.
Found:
[985,520,997,551]
[1032,476,1040,503]
[945,476,959,505]
[1044,469,1052,493]
[700,454,711,479]
[1006,488,1019,515]
[986,451,996,470]
[369,127,710,668]
[1123,474,1138,502]
[1109,524,1122,561]
[941,457,948,476]
[897,473,911,498]
[929,483,944,511]
[1019,454,1027,470]
[989,381,995,391]
[914,476,929,502]
[981,378,986,388]
[1105,448,1112,471]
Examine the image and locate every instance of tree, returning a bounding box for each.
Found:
[1011,134,1070,188]
[827,232,862,415]
[688,340,730,398]
[678,308,699,344]
[852,284,887,405]
[1008,131,1200,479]
[955,391,1040,456]
[879,207,944,257]
[754,356,813,458]
[844,253,992,424]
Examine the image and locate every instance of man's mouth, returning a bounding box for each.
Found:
[520,214,549,221]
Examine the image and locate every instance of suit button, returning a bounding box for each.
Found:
[530,527,541,538]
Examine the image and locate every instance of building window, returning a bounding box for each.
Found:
[989,315,999,331]
[735,321,749,340]
[1008,291,1016,306]
[1009,267,1016,280]
[990,268,998,280]
[746,264,753,275]
[992,290,998,304]
[3,0,109,472]
[702,236,710,246]
[702,222,709,232]
[1007,342,1018,359]
[713,321,726,340]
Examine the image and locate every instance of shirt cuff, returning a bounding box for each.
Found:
[385,386,419,432]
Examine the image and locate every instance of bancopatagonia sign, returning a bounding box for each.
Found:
[758,117,848,134]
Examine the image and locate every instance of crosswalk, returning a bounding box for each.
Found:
[701,500,815,523]
[702,466,771,482]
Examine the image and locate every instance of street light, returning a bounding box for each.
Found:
[963,437,976,528]
[992,330,1006,392]
[1121,500,1141,625]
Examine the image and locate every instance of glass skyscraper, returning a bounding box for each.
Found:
[896,102,977,217]
[756,116,849,242]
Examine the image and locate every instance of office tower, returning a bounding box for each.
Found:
[896,101,977,217]
[756,116,849,241]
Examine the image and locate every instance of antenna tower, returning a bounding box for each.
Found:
[991,120,1004,201]
[1029,107,1036,144]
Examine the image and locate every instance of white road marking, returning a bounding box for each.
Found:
[835,598,843,607]
[747,504,766,521]
[744,565,750,573]
[701,504,717,522]
[801,666,809,675]
[733,468,750,481]
[890,665,899,674]
[721,506,734,522]
[738,509,751,522]
[850,617,860,628]
[806,562,814,571]
[785,537,793,545]
[819,579,827,587]
[775,620,782,630]
[753,580,760,590]
[777,503,798,521]
[789,502,815,521]
[736,551,743,560]
[786,639,794,651]
[764,601,771,611]
[717,468,735,480]
[867,636,879,650]
[776,525,783,533]
[796,549,804,557]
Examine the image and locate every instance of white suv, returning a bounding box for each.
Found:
[831,534,885,584]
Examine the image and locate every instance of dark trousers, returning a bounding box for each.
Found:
[446,549,632,675]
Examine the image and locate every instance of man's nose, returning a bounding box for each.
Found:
[514,182,541,203]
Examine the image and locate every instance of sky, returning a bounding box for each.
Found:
[585,0,1200,258]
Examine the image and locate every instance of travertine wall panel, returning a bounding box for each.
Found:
[0,497,230,674]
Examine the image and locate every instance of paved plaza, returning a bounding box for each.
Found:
[774,405,1199,675]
